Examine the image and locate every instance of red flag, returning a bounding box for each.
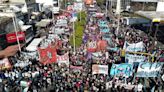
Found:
[48,46,57,63]
[38,47,49,65]
[97,40,107,51]
[38,45,57,65]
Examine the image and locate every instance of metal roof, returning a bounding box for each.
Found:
[135,11,164,23]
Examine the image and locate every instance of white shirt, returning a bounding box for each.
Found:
[137,83,143,91]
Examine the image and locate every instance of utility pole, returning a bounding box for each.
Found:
[12,14,21,52]
[105,0,108,17]
[116,0,121,36]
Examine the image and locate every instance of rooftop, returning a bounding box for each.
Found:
[135,11,164,23]
[0,16,11,24]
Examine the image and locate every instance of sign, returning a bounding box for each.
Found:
[70,65,83,70]
[0,58,12,70]
[97,40,107,51]
[125,54,146,63]
[85,0,93,5]
[38,45,57,65]
[123,41,145,52]
[110,63,133,77]
[6,31,25,43]
[87,41,97,52]
[136,62,163,77]
[92,65,108,75]
[73,2,83,11]
[71,12,78,22]
[57,53,69,66]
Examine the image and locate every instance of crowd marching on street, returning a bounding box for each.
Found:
[0,1,164,92]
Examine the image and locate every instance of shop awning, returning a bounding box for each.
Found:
[26,38,44,51]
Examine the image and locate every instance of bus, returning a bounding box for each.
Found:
[123,17,151,25]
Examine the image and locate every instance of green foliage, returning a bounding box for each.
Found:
[96,0,104,6]
[69,11,86,47]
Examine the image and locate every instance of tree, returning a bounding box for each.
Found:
[96,0,105,6]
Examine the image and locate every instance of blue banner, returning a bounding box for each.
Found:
[98,20,108,27]
[110,63,133,77]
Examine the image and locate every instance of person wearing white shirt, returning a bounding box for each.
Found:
[137,83,143,92]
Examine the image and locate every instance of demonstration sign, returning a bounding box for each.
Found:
[92,65,108,75]
[110,63,133,77]
[123,41,145,52]
[136,62,163,77]
[57,53,69,66]
[125,54,146,63]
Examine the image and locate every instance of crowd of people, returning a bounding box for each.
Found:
[0,3,164,92]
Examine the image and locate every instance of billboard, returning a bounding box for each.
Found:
[6,31,25,43]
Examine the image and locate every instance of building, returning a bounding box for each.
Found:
[9,0,38,12]
[108,0,131,10]
[0,13,34,49]
[130,0,157,11]
[0,17,12,50]
[36,0,60,14]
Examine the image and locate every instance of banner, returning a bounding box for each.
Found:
[73,2,83,11]
[38,46,57,65]
[70,65,83,70]
[0,58,12,70]
[57,53,69,66]
[123,41,145,52]
[85,0,93,5]
[110,63,133,77]
[92,52,102,60]
[6,31,25,43]
[136,62,163,77]
[92,65,108,75]
[87,41,97,52]
[97,40,107,51]
[125,54,146,63]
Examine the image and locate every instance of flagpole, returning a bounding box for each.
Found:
[73,18,76,53]
[12,14,21,52]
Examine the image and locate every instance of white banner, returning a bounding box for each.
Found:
[88,41,97,48]
[136,62,163,77]
[123,41,145,52]
[57,53,69,66]
[92,65,108,75]
[125,54,146,63]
